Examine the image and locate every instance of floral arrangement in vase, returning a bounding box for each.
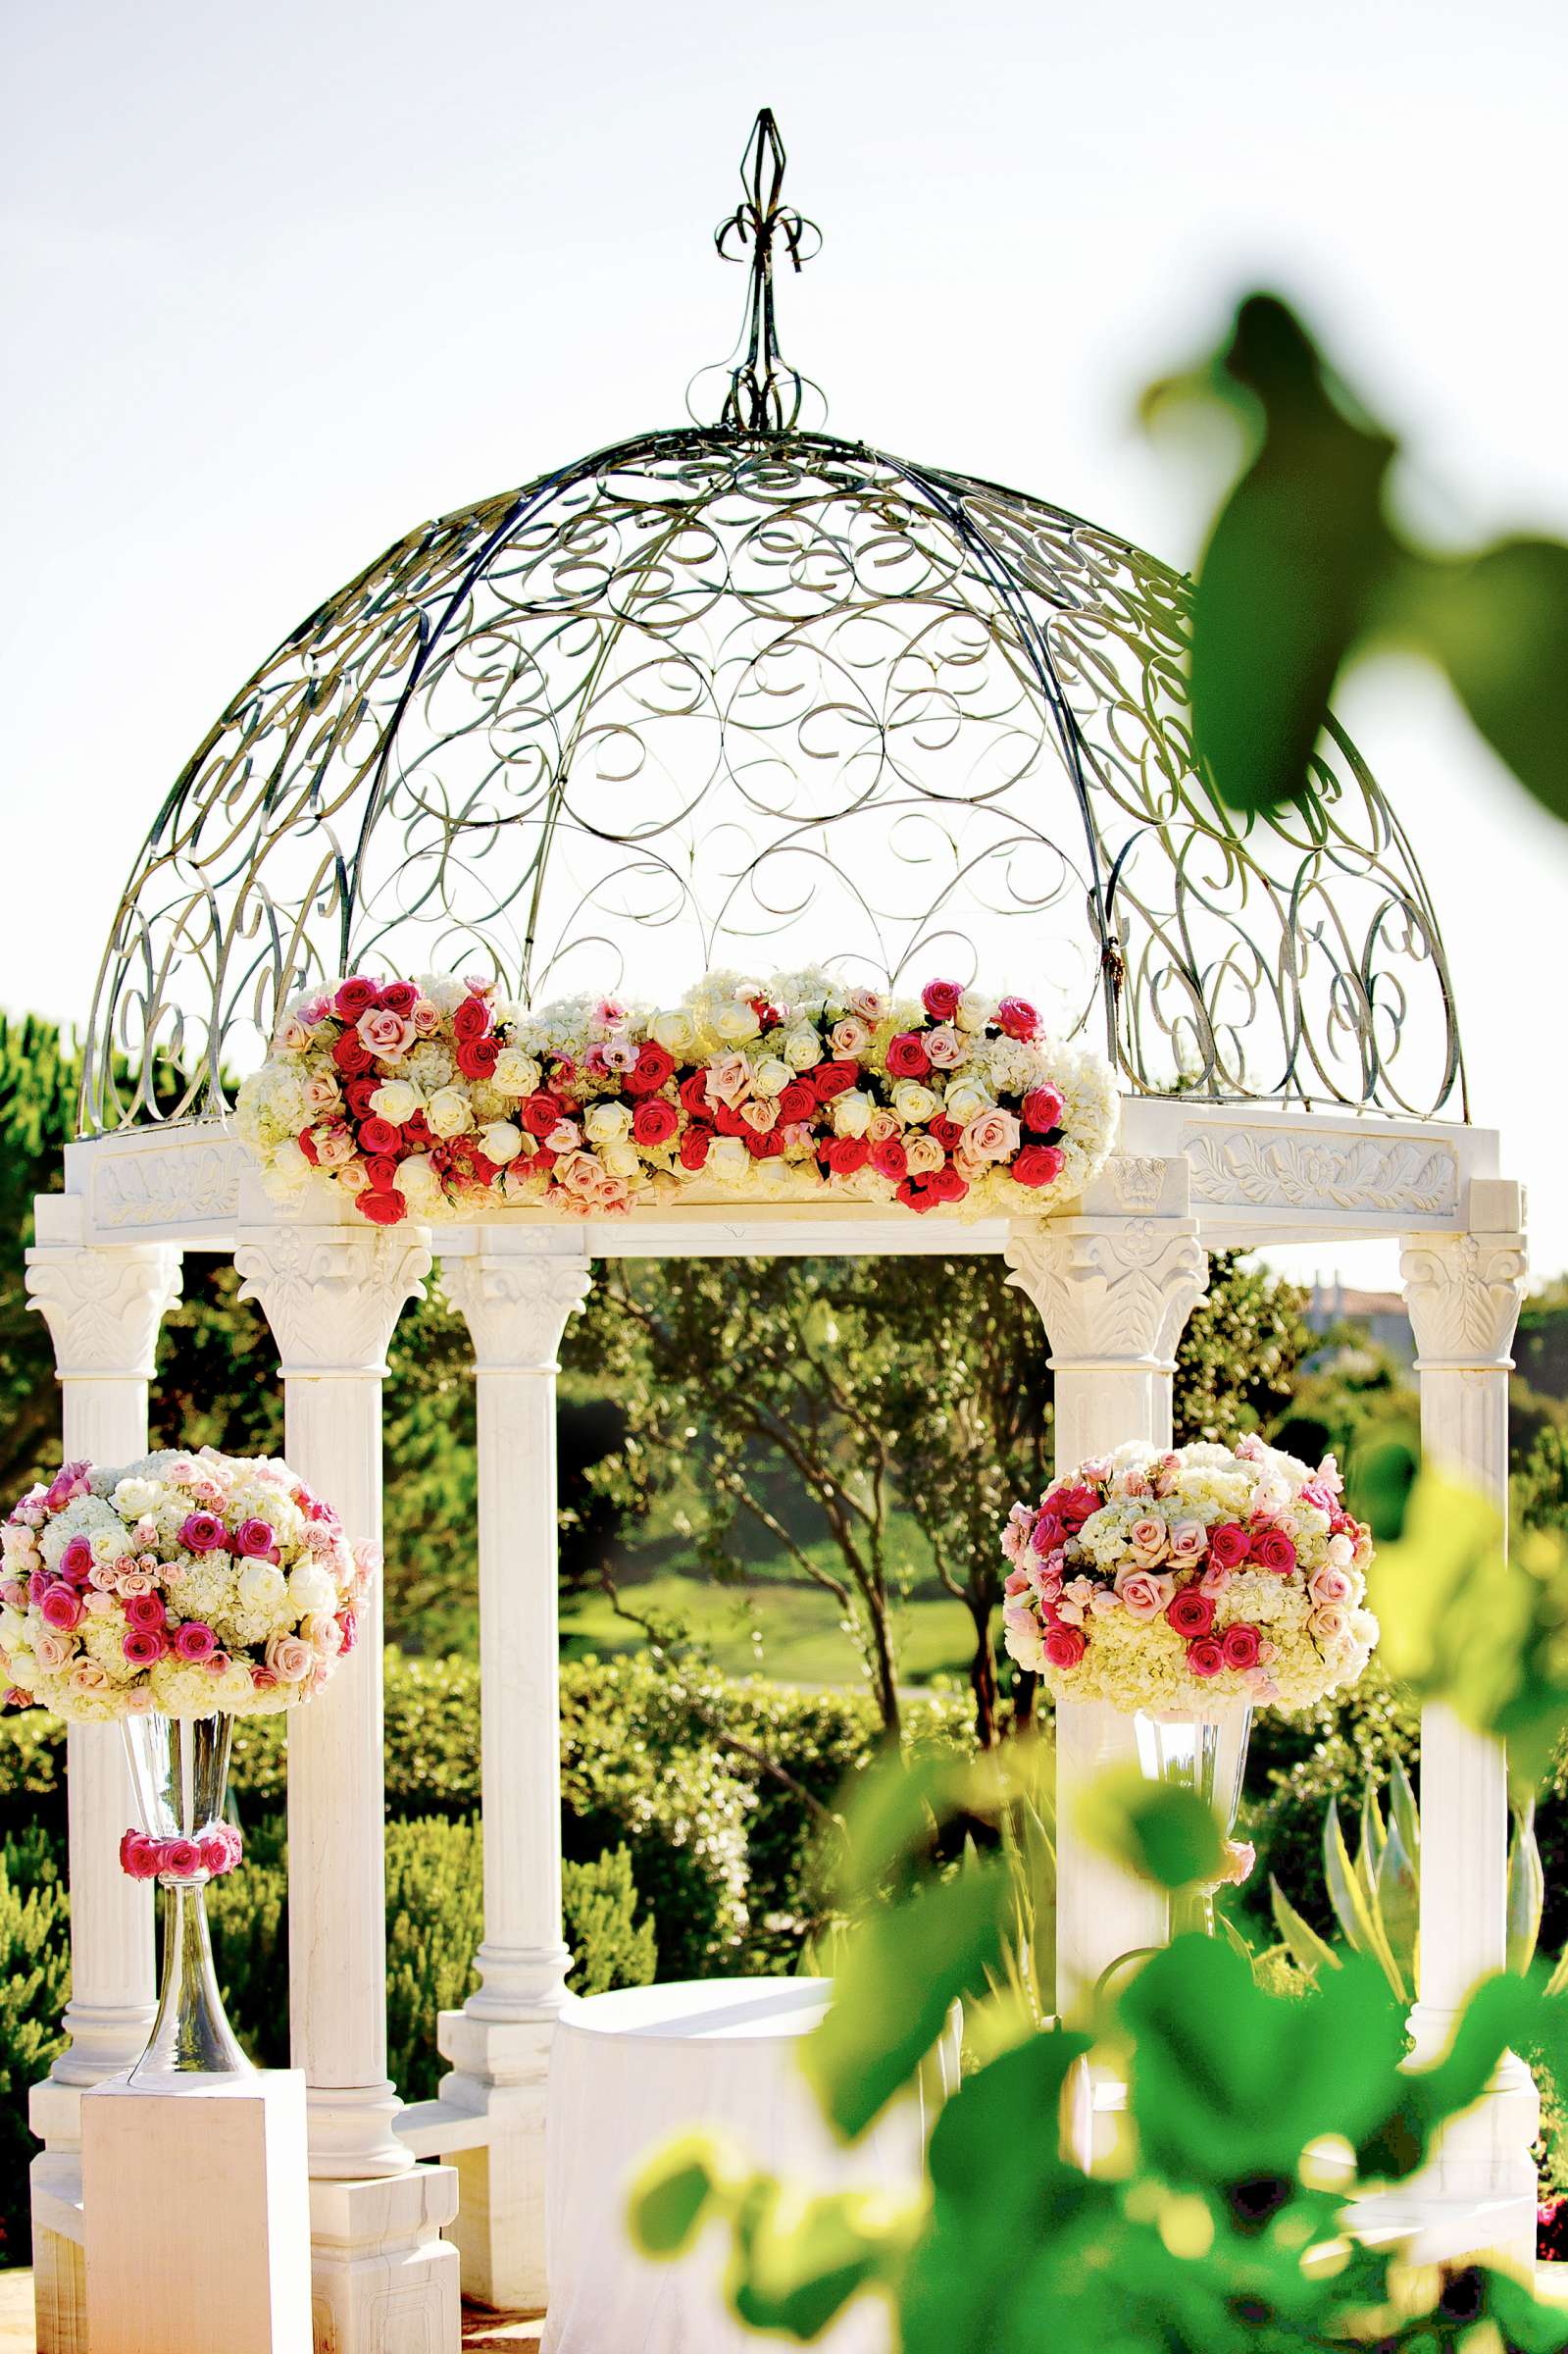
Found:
[0,1447,375,2075]
[235,965,1118,1225]
[1000,1437,1377,1717]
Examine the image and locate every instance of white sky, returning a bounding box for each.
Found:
[3,0,1566,1285]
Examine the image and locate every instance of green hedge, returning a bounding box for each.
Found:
[0,1833,70,2266]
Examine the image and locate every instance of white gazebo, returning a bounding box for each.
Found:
[25,110,1535,2354]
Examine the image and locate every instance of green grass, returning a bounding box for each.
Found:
[560,1571,975,1689]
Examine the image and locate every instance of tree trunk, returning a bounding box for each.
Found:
[967,1594,998,1749]
[864,1591,901,1742]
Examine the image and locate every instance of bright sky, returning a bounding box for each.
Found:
[3,0,1566,1285]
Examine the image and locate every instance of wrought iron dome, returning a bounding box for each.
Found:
[82,110,1463,1137]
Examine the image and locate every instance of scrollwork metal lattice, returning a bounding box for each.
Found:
[81,426,1462,1134]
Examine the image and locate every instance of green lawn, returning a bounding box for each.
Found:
[560,1570,975,1688]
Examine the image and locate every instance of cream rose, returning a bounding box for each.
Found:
[890,1079,938,1126]
[491,1048,541,1095]
[904,1134,944,1176]
[649,1009,694,1054]
[714,1000,762,1043]
[427,1088,473,1139]
[830,1017,869,1056]
[780,1027,823,1071]
[369,1079,421,1124]
[753,1057,793,1098]
[584,1100,633,1146]
[943,1079,991,1124]
[479,1120,522,1165]
[833,1090,874,1138]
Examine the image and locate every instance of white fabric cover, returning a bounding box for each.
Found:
[541,1976,950,2354]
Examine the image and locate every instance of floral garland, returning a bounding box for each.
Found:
[235,966,1118,1224]
[120,1823,243,1882]
[1000,1438,1377,1715]
[0,1450,376,1723]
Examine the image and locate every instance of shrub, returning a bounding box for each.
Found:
[0,1835,70,2264]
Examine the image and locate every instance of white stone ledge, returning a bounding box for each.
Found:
[393,2099,494,2160]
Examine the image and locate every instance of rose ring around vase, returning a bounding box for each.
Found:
[122,1710,252,2078]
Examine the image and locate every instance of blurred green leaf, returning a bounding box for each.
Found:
[1188,294,1397,812]
[1418,537,1568,825]
[627,2131,726,2257]
[1346,1431,1419,1542]
[728,2178,912,2341]
[1269,1873,1340,1977]
[1076,1766,1226,1892]
[802,1864,1008,2140]
[833,1753,969,1907]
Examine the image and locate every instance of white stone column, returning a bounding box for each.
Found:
[430,1235,592,2313]
[24,1229,181,2354]
[1400,1179,1539,2260]
[235,1220,460,2353]
[1006,1196,1208,2030]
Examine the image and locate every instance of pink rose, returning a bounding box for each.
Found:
[59,1536,95,1583]
[995,997,1039,1040]
[68,1660,111,1696]
[1167,1521,1208,1562]
[1127,1515,1169,1561]
[179,1511,227,1555]
[921,979,963,1020]
[173,1621,217,1663]
[119,1831,163,1880]
[848,987,887,1022]
[1058,1485,1102,1528]
[830,1017,869,1056]
[1215,1839,1256,1888]
[197,1826,241,1874]
[356,1006,415,1060]
[704,1053,753,1107]
[1252,1527,1298,1575]
[0,1578,23,1609]
[960,1107,1022,1163]
[1308,1565,1352,1607]
[1165,1588,1215,1639]
[1003,1567,1031,1597]
[122,1626,168,1666]
[39,1584,84,1631]
[410,997,442,1037]
[1031,1511,1066,1559]
[33,1628,72,1672]
[1187,1637,1226,1679]
[1198,1559,1233,1597]
[1021,1085,1065,1133]
[1310,1604,1350,1643]
[297,993,332,1025]
[44,1462,91,1511]
[276,1015,312,1052]
[265,1635,313,1682]
[234,1519,277,1559]
[335,1609,357,1656]
[1220,1621,1261,1670]
[1042,1624,1087,1669]
[1088,1586,1122,1617]
[1114,1567,1175,1622]
[312,1122,356,1170]
[924,1023,965,1068]
[162,1838,203,1880]
[1207,1523,1250,1570]
[125,1591,166,1631]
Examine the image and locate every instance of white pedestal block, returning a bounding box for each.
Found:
[307,2168,461,2353]
[431,2011,554,2311]
[82,2071,313,2354]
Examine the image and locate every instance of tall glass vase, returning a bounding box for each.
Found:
[122,1711,251,2078]
[1133,1707,1253,1937]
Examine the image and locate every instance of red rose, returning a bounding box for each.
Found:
[1011,1145,1065,1190]
[821,1135,870,1175]
[404,1110,433,1147]
[358,1116,401,1156]
[745,1128,786,1158]
[333,977,379,1021]
[378,981,418,1015]
[1220,1622,1261,1670]
[1058,1484,1102,1528]
[679,1071,711,1118]
[928,1165,969,1203]
[870,1138,907,1179]
[456,1035,501,1080]
[1042,1625,1087,1669]
[1031,1512,1065,1558]
[625,1044,675,1096]
[521,1093,561,1139]
[452,996,490,1044]
[812,1060,858,1101]
[298,1129,320,1165]
[632,1099,680,1147]
[930,1116,963,1152]
[1187,1637,1225,1679]
[1166,1588,1215,1640]
[679,1127,713,1171]
[714,1102,750,1137]
[357,1189,408,1225]
[343,1078,380,1119]
[364,1155,400,1192]
[1251,1527,1298,1575]
[895,1178,938,1214]
[777,1082,816,1124]
[885,1032,932,1079]
[1207,1523,1250,1569]
[921,979,963,1021]
[1021,1086,1065,1133]
[332,1031,372,1074]
[996,997,1040,1041]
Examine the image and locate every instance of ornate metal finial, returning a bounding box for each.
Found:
[695,107,824,433]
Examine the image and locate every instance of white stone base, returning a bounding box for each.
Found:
[308,2166,461,2354]
[82,2072,313,2353]
[399,2009,555,2312]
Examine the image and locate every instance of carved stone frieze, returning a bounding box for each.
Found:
[1180,1127,1458,1217]
[89,1140,244,1232]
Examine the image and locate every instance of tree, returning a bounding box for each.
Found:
[1174,1250,1309,1444]
[0,1014,78,1499]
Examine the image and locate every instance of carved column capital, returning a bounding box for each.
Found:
[1005,1217,1208,1369]
[439,1250,592,1372]
[1400,1229,1527,1371]
[25,1243,182,1380]
[234,1224,430,1375]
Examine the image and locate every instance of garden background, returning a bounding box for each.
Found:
[3,1005,1568,2266]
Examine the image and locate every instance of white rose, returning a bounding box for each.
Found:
[956,990,989,1033]
[649,1009,694,1054]
[833,1090,873,1138]
[714,1000,762,1043]
[708,1136,750,1186]
[583,1100,633,1146]
[369,1080,421,1125]
[267,1138,312,1194]
[419,976,468,1014]
[287,1562,338,1619]
[491,1048,541,1095]
[112,1477,163,1520]
[236,1561,288,1617]
[392,1153,443,1212]
[943,1079,991,1124]
[479,1121,522,1165]
[602,1141,642,1178]
[427,1088,473,1139]
[780,1027,823,1071]
[890,1079,938,1126]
